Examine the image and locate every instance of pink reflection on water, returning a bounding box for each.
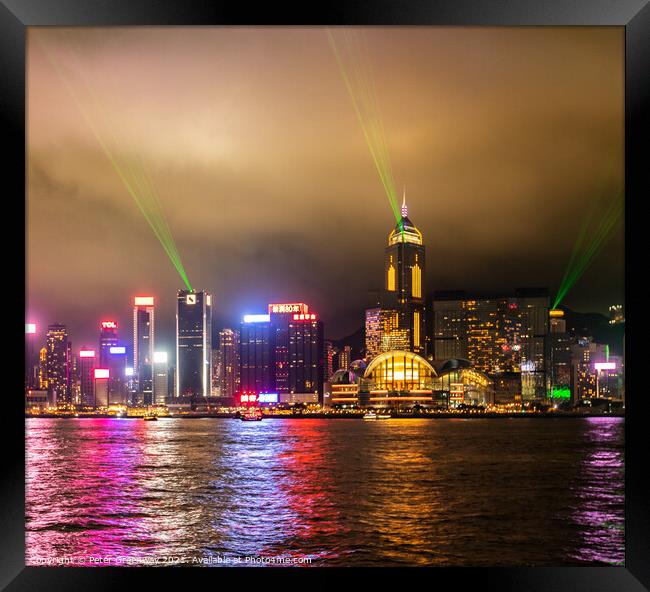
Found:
[567,418,624,564]
[27,419,165,564]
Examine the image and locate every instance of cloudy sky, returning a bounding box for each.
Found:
[27,27,624,351]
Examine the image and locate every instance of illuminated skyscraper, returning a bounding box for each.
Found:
[133,296,155,402]
[338,345,351,371]
[45,323,70,406]
[381,194,426,355]
[107,344,128,405]
[547,310,572,403]
[176,290,212,397]
[25,323,37,390]
[79,348,96,407]
[99,321,119,368]
[94,368,110,407]
[324,341,334,381]
[268,303,310,395]
[288,313,324,401]
[240,314,275,393]
[153,351,169,405]
[365,308,409,358]
[38,346,48,390]
[218,328,240,400]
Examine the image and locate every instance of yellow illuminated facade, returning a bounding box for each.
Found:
[413,311,420,347]
[411,263,422,298]
[382,196,426,355]
[387,260,396,291]
[364,350,436,392]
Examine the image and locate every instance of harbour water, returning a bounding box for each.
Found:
[25,417,624,566]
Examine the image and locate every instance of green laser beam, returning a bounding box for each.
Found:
[327,29,402,227]
[552,190,623,309]
[37,32,193,292]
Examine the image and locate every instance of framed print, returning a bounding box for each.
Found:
[3,0,649,588]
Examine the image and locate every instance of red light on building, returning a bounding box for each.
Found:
[292,313,317,321]
[101,321,117,329]
[79,350,95,358]
[94,368,110,379]
[134,296,155,306]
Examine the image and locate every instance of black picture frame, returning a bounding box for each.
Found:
[3,0,648,588]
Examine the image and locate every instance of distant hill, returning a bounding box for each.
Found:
[560,306,625,356]
[328,325,365,359]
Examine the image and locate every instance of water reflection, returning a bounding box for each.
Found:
[25,417,624,566]
[567,418,625,564]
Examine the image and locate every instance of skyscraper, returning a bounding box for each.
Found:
[288,313,324,401]
[25,323,37,390]
[153,351,169,405]
[107,344,128,405]
[176,290,212,397]
[324,340,334,381]
[338,345,351,371]
[45,323,70,407]
[79,348,96,407]
[381,195,426,355]
[99,321,119,368]
[547,310,572,403]
[240,314,275,394]
[218,328,240,400]
[268,302,310,396]
[365,307,410,358]
[133,296,155,402]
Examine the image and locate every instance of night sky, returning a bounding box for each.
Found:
[27,27,624,353]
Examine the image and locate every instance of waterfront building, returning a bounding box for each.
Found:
[547,310,572,403]
[94,368,109,408]
[79,348,96,407]
[106,344,128,405]
[288,312,324,403]
[268,303,310,396]
[325,341,334,381]
[176,290,213,398]
[133,296,155,402]
[365,308,410,358]
[38,346,48,390]
[431,288,549,401]
[153,351,169,405]
[25,323,37,390]
[98,321,119,368]
[240,314,275,394]
[211,348,222,396]
[217,328,240,401]
[338,345,352,371]
[432,294,468,360]
[45,323,70,407]
[380,195,426,355]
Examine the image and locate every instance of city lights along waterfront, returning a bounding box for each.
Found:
[25,190,625,567]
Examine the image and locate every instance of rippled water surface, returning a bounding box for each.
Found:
[25,417,624,566]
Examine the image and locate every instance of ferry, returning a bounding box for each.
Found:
[240,408,263,421]
[142,415,158,421]
[363,412,392,420]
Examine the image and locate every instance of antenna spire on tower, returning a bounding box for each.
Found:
[401,186,408,217]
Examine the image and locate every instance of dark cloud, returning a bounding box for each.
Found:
[27,27,624,349]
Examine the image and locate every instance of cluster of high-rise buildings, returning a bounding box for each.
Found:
[25,197,624,411]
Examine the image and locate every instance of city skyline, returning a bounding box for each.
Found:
[27,27,624,348]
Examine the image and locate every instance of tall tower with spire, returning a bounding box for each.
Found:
[381,191,426,355]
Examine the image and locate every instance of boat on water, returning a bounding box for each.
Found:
[240,409,263,421]
[363,412,391,420]
[142,415,158,421]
